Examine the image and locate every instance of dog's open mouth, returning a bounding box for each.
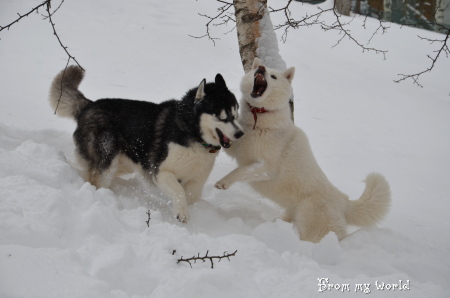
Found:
[251,69,267,98]
[216,128,231,148]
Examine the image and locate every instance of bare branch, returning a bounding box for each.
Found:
[1,0,84,72]
[386,1,450,86]
[42,0,65,19]
[269,1,388,57]
[45,1,84,70]
[198,0,447,87]
[0,0,49,32]
[394,28,449,87]
[53,57,70,114]
[327,3,387,58]
[189,0,234,45]
[177,250,237,269]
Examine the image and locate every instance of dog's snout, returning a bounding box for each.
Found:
[258,65,266,72]
[234,131,244,139]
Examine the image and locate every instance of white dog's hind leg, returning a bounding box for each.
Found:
[155,171,189,223]
[294,200,347,243]
[282,209,295,222]
[215,160,274,190]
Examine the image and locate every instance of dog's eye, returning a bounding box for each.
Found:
[271,75,277,79]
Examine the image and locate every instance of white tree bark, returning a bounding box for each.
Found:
[233,0,266,73]
[335,0,351,16]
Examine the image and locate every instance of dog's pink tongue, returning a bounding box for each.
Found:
[223,135,230,143]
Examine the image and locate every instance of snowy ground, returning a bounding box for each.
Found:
[1,0,449,297]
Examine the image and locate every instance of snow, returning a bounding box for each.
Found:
[1,0,450,297]
[257,7,287,70]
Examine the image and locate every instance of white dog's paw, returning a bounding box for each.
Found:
[215,179,232,190]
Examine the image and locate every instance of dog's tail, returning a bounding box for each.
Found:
[49,65,91,119]
[345,173,391,227]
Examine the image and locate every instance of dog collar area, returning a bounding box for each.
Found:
[198,139,221,153]
[248,103,270,130]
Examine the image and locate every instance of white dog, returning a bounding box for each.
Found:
[215,57,391,243]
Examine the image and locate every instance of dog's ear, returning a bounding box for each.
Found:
[283,67,295,83]
[195,79,206,103]
[215,74,227,88]
[252,57,261,70]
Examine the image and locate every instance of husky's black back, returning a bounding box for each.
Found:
[70,75,237,173]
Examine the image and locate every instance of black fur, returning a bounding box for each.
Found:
[73,74,238,175]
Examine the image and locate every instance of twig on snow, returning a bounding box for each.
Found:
[146,210,151,227]
[177,250,237,269]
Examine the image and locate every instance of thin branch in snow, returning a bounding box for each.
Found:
[177,250,237,269]
[145,210,151,227]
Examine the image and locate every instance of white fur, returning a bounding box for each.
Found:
[216,57,391,243]
[49,65,90,119]
[156,142,218,222]
[195,79,206,101]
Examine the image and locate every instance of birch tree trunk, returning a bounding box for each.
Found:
[233,0,294,121]
[233,0,266,73]
[335,0,351,16]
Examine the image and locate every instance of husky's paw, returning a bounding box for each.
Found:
[215,179,232,190]
[175,209,190,223]
[172,198,190,223]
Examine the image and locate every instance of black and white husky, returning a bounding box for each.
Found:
[49,66,243,222]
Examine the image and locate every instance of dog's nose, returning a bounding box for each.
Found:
[258,65,266,71]
[234,131,244,139]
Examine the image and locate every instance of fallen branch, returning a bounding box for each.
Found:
[145,210,151,227]
[177,250,237,269]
